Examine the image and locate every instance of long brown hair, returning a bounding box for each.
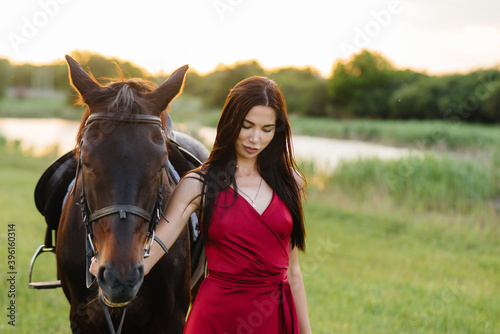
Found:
[197,76,306,250]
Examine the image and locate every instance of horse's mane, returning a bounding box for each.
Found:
[74,78,169,151]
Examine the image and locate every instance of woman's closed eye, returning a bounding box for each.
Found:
[242,119,275,133]
[242,125,273,133]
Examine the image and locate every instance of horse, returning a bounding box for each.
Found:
[55,55,207,333]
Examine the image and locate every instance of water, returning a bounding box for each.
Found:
[0,118,412,173]
[189,126,412,173]
[0,118,79,156]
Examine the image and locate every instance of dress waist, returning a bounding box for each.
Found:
[207,271,297,334]
[207,270,287,288]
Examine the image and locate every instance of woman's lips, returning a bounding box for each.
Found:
[244,145,258,154]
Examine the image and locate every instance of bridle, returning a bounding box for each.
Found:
[77,112,168,258]
[74,113,169,333]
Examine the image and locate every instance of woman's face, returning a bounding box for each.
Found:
[235,105,277,161]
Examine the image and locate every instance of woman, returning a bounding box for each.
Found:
[93,76,311,333]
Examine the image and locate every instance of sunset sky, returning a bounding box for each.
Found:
[1,0,499,77]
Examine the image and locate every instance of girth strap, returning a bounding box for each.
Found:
[89,205,151,223]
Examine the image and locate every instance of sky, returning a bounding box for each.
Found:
[1,0,499,77]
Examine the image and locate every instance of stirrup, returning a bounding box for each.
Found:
[28,245,61,289]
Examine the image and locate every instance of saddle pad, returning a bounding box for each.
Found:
[34,150,77,231]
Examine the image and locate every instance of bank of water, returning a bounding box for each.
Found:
[0,118,412,173]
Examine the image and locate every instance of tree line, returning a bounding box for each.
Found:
[1,49,499,123]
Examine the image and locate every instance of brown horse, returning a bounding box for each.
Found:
[57,55,203,333]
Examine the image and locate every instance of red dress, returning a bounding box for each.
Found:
[184,187,300,333]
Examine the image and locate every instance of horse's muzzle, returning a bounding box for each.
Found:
[97,262,144,307]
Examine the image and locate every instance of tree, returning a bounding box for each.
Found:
[0,58,12,99]
[200,60,266,108]
[69,50,146,82]
[328,49,414,118]
[11,63,34,87]
[182,70,205,96]
[183,63,330,116]
[269,67,330,116]
[389,76,443,119]
[389,69,500,122]
[53,61,71,91]
[479,73,500,123]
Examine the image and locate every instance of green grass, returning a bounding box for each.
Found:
[0,144,69,333]
[302,201,500,333]
[301,155,499,333]
[330,154,499,214]
[169,95,222,128]
[1,97,499,333]
[289,117,500,151]
[297,152,499,333]
[1,138,499,333]
[0,95,84,120]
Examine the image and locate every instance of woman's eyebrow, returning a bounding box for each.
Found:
[243,119,276,127]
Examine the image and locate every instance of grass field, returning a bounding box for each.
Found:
[288,117,500,151]
[0,95,83,120]
[0,143,69,333]
[0,95,499,333]
[0,132,499,333]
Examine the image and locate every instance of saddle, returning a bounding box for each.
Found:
[30,139,205,289]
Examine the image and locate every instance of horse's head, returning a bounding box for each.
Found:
[66,55,188,307]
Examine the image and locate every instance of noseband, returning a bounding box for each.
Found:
[75,113,168,273]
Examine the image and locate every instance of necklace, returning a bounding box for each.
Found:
[237,177,263,208]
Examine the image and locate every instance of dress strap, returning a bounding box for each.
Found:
[280,278,296,334]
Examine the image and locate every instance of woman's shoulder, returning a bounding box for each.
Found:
[180,171,204,189]
[171,171,205,208]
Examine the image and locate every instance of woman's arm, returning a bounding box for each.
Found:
[288,245,312,334]
[288,166,311,332]
[142,172,203,274]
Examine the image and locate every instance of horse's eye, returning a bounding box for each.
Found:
[152,130,165,144]
[83,162,94,172]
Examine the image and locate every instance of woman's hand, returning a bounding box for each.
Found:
[89,256,98,277]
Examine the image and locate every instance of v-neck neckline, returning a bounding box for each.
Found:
[229,186,275,216]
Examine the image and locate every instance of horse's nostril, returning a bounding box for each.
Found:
[97,262,145,306]
[136,264,144,280]
[97,265,106,283]
[98,263,144,290]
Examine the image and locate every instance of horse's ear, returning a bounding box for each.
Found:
[65,55,101,102]
[148,65,189,115]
